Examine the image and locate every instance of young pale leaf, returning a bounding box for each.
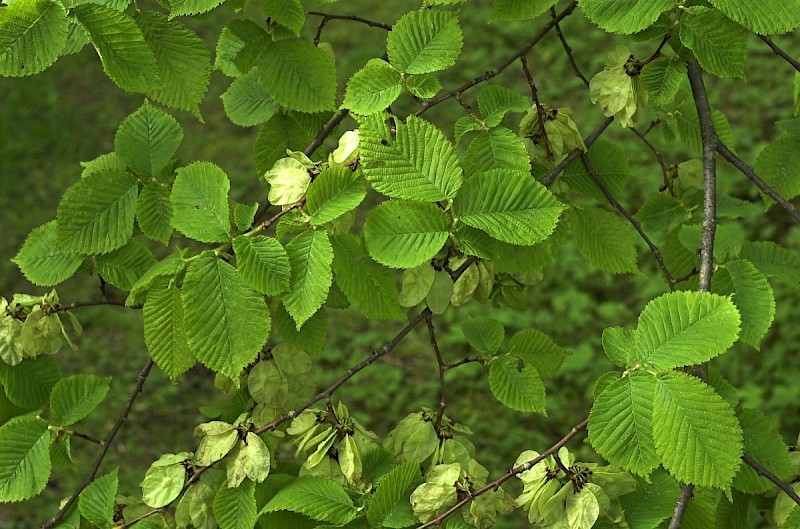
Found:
[227,432,270,488]
[143,284,195,380]
[49,375,111,427]
[233,236,291,296]
[342,60,403,115]
[387,10,463,74]
[619,471,681,529]
[463,128,531,175]
[359,115,463,201]
[712,260,775,349]
[454,169,565,246]
[461,318,504,354]
[578,0,676,34]
[221,66,279,127]
[141,453,189,508]
[563,140,632,202]
[12,221,85,287]
[0,417,51,502]
[260,38,336,112]
[79,469,118,527]
[488,355,546,414]
[0,0,67,77]
[707,0,800,35]
[588,372,659,476]
[640,58,685,106]
[260,476,358,525]
[653,371,743,488]
[73,4,158,92]
[733,408,792,494]
[0,356,61,408]
[508,328,570,378]
[634,291,741,370]
[739,240,800,288]
[399,264,436,307]
[182,253,270,382]
[679,7,748,79]
[491,0,558,21]
[571,207,638,274]
[253,113,316,176]
[426,270,453,315]
[136,184,173,245]
[282,230,334,329]
[259,0,305,35]
[213,480,257,529]
[306,166,366,226]
[96,240,156,291]
[366,460,423,528]
[115,101,183,178]
[171,161,231,243]
[56,169,138,255]
[364,200,449,269]
[264,157,311,206]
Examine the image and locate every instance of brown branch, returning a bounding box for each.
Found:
[758,35,800,73]
[549,6,589,87]
[716,142,800,225]
[63,429,104,446]
[304,108,350,158]
[541,116,613,187]
[668,485,695,529]
[424,315,447,433]
[742,454,800,506]
[309,11,391,46]
[520,55,553,163]
[413,0,578,117]
[115,508,165,529]
[416,418,589,528]
[580,154,676,291]
[444,356,484,370]
[42,360,155,529]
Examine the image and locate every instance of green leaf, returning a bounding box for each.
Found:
[56,169,138,254]
[461,318,504,354]
[170,161,231,243]
[571,207,638,274]
[563,140,632,202]
[588,372,658,476]
[733,408,792,493]
[712,260,775,349]
[221,66,279,127]
[273,303,327,356]
[477,85,529,127]
[453,169,564,246]
[137,12,211,117]
[260,476,358,525]
[168,0,225,18]
[233,236,291,296]
[260,38,336,112]
[332,235,404,320]
[707,0,800,35]
[115,101,183,178]
[49,375,111,427]
[126,251,187,307]
[359,115,462,201]
[182,253,270,382]
[679,7,748,79]
[0,0,67,77]
[634,291,741,370]
[214,480,257,529]
[387,10,463,74]
[214,19,270,78]
[79,469,118,527]
[96,240,156,291]
[233,202,258,232]
[364,200,449,269]
[136,184,173,245]
[579,0,677,34]
[253,113,317,176]
[601,326,635,367]
[508,328,570,378]
[342,60,403,115]
[739,241,800,288]
[282,230,334,329]
[640,58,685,106]
[406,73,441,99]
[12,221,85,287]
[653,371,743,488]
[1,356,61,408]
[634,193,691,235]
[306,166,367,226]
[463,128,531,175]
[73,4,158,92]
[755,135,800,202]
[619,471,681,529]
[491,0,559,21]
[143,284,195,380]
[367,460,423,528]
[259,0,305,34]
[0,417,50,502]
[488,355,546,413]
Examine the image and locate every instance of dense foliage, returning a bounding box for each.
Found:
[1,0,800,528]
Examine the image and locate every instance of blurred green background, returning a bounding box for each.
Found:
[1,1,799,527]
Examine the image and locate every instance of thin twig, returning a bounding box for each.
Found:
[520,55,553,163]
[115,508,165,529]
[42,360,155,529]
[64,429,105,446]
[758,35,800,73]
[425,315,448,433]
[742,454,800,506]
[444,356,484,370]
[309,11,391,46]
[541,116,613,187]
[549,6,589,86]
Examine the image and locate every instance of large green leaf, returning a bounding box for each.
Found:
[168,0,225,18]
[508,328,570,379]
[652,371,742,488]
[115,101,183,178]
[477,85,529,127]
[137,12,211,117]
[170,161,231,243]
[634,291,741,370]
[282,231,334,329]
[0,356,61,408]
[136,184,173,245]
[143,283,195,380]
[96,240,156,291]
[0,417,50,502]
[640,58,685,106]
[463,128,531,175]
[619,471,681,529]
[232,235,291,296]
[49,375,111,427]
[213,480,257,529]
[12,221,85,287]
[73,4,158,92]
[364,200,449,269]
[306,166,367,226]
[579,0,677,34]
[0,0,67,77]
[214,18,270,78]
[491,0,558,21]
[56,169,138,255]
[571,206,638,274]
[386,9,462,74]
[634,193,690,235]
[453,169,565,246]
[712,260,775,349]
[679,7,748,79]
[588,372,659,476]
[260,38,336,112]
[221,66,279,127]
[707,0,800,35]
[563,140,631,202]
[739,240,800,288]
[733,408,792,494]
[754,135,800,202]
[182,253,270,382]
[260,476,358,525]
[359,115,462,201]
[488,355,546,413]
[366,461,423,528]
[126,251,187,307]
[342,59,403,115]
[79,469,118,527]
[461,318,504,354]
